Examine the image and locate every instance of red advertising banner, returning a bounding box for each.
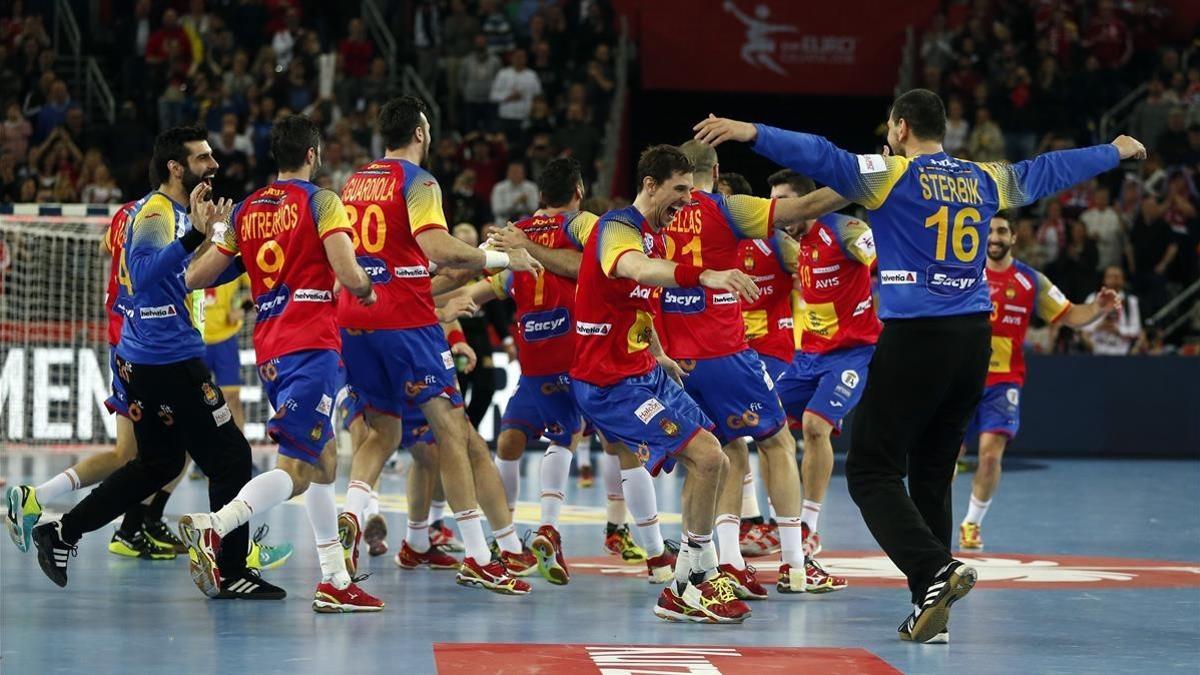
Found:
[634,0,938,96]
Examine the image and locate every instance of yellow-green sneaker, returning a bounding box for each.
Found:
[246,524,293,571]
[108,529,177,560]
[6,485,43,552]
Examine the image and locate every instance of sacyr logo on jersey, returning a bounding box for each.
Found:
[255,285,290,321]
[394,265,431,279]
[662,288,705,314]
[293,289,333,303]
[880,270,917,285]
[926,264,981,296]
[522,307,571,342]
[356,256,391,284]
[576,321,612,336]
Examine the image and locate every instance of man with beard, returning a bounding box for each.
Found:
[958,214,1118,553]
[27,125,281,600]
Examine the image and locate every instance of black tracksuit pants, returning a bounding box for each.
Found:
[846,312,991,604]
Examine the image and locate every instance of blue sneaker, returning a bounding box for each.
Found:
[6,485,43,552]
[246,524,293,571]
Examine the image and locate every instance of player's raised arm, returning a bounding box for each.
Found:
[601,219,760,302]
[771,188,851,235]
[487,214,592,279]
[977,137,1141,210]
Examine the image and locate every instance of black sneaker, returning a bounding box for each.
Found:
[143,517,187,554]
[215,568,287,600]
[33,521,77,588]
[108,528,177,560]
[899,561,976,643]
[898,610,950,644]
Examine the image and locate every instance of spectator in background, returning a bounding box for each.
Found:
[429,137,463,187]
[1129,78,1174,155]
[490,161,538,223]
[223,49,255,101]
[1037,199,1068,266]
[1130,184,1179,316]
[967,107,1005,161]
[524,95,556,138]
[412,0,441,87]
[145,8,193,73]
[1011,216,1042,268]
[33,79,70,144]
[944,97,970,156]
[1081,186,1124,272]
[525,131,553,182]
[209,114,252,200]
[0,151,23,202]
[1080,266,1142,355]
[1158,172,1198,287]
[338,18,374,80]
[321,140,355,193]
[1082,0,1132,71]
[271,7,302,71]
[463,131,506,198]
[80,164,122,204]
[490,48,541,148]
[586,43,615,125]
[920,12,957,71]
[442,0,480,128]
[479,0,515,56]
[530,41,563,106]
[460,34,500,132]
[1,101,30,158]
[445,169,491,230]
[553,101,600,182]
[1051,219,1100,303]
[717,173,752,196]
[1157,108,1190,167]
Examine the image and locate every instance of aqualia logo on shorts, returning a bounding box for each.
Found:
[662,288,705,314]
[522,307,571,342]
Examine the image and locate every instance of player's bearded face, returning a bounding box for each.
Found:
[987,222,1013,260]
[182,142,218,193]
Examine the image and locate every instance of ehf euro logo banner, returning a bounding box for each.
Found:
[634,0,938,95]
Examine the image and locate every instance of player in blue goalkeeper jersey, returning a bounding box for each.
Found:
[695,88,1146,644]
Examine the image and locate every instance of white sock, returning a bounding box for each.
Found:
[495,457,521,513]
[213,468,294,536]
[430,499,447,523]
[965,494,991,525]
[621,467,664,557]
[715,513,745,569]
[454,508,490,565]
[801,499,822,532]
[306,482,350,588]
[35,468,81,503]
[673,543,691,587]
[365,491,380,520]
[407,518,430,553]
[600,453,625,525]
[605,495,626,525]
[345,479,372,524]
[767,497,777,522]
[575,441,592,468]
[740,471,761,519]
[493,523,521,554]
[539,445,571,527]
[687,531,718,577]
[778,516,804,568]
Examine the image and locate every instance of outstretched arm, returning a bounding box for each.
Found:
[773,188,851,235]
[978,137,1143,209]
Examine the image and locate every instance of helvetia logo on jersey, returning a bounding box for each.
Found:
[356,256,391,284]
[576,321,612,336]
[712,292,738,305]
[880,270,917,285]
[522,308,571,342]
[139,304,178,319]
[926,264,980,296]
[293,289,333,302]
[662,288,705,314]
[255,285,290,320]
[394,265,431,279]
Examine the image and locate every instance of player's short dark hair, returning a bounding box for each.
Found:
[890,88,947,142]
[636,144,693,188]
[678,139,717,178]
[719,172,753,196]
[767,169,815,197]
[150,124,209,186]
[270,114,323,172]
[992,209,1017,226]
[379,95,429,151]
[539,157,582,208]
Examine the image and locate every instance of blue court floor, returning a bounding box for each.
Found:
[1,450,1198,674]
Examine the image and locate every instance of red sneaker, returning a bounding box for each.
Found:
[759,522,782,554]
[178,514,222,598]
[499,546,539,577]
[802,522,822,557]
[430,521,464,552]
[739,521,772,558]
[777,559,847,594]
[653,586,706,622]
[645,545,677,584]
[604,525,647,563]
[313,579,385,613]
[529,525,570,585]
[678,576,751,623]
[456,557,532,595]
[577,465,594,488]
[718,563,769,600]
[337,512,361,576]
[364,514,388,557]
[395,541,460,570]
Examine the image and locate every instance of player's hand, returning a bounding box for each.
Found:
[189,182,214,234]
[488,223,529,252]
[451,340,477,374]
[507,247,544,274]
[1094,287,1122,312]
[700,268,760,303]
[356,287,377,307]
[693,114,758,147]
[209,197,234,242]
[1111,135,1147,160]
[657,355,686,385]
[440,294,478,321]
[503,338,518,362]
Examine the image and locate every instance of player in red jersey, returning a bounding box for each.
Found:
[335,96,541,595]
[958,214,1118,550]
[182,115,384,612]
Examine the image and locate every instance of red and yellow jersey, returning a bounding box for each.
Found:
[795,214,881,354]
[985,258,1071,387]
[490,210,598,376]
[104,200,138,346]
[221,179,353,363]
[336,158,447,330]
[657,190,775,360]
[739,230,799,364]
[570,206,661,387]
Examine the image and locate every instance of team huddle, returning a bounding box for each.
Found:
[6,89,1142,642]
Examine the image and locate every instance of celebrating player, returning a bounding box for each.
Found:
[695,88,1145,641]
[183,114,383,612]
[958,214,1119,550]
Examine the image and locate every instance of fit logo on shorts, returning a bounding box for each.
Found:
[635,398,665,424]
[139,304,178,319]
[662,288,705,314]
[880,270,917,285]
[522,308,571,342]
[158,405,175,426]
[357,256,391,284]
[576,321,612,336]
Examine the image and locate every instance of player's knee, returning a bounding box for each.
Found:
[978,446,1005,472]
[801,414,833,445]
[496,430,526,460]
[685,433,725,477]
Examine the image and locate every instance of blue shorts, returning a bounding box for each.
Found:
[339,385,435,448]
[338,385,366,431]
[967,383,1021,440]
[104,349,129,417]
[757,353,792,384]
[259,349,340,464]
[203,336,242,387]
[501,373,583,446]
[679,350,786,444]
[571,366,713,477]
[775,344,875,435]
[341,325,464,418]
